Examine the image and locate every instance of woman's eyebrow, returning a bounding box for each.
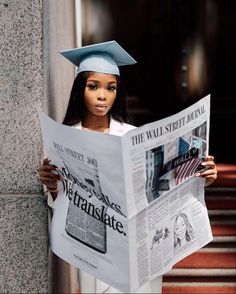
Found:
[86,80,117,84]
[108,81,117,84]
[86,79,99,83]
[86,78,117,84]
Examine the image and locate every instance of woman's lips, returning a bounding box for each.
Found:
[95,104,107,110]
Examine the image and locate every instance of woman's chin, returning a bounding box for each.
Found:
[93,109,109,116]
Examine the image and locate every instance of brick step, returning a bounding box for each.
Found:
[205,187,236,198]
[206,224,236,246]
[211,224,236,237]
[208,210,236,223]
[206,187,236,194]
[208,209,236,216]
[207,242,236,249]
[210,238,236,248]
[164,268,236,282]
[206,196,236,210]
[162,282,236,293]
[211,163,236,187]
[174,249,236,269]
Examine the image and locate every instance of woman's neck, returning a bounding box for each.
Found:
[82,114,110,133]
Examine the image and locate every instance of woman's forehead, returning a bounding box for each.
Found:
[176,216,185,224]
[87,72,117,82]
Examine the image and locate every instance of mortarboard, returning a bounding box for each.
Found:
[59,40,137,76]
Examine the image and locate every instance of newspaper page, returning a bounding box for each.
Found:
[40,115,132,291]
[122,94,213,289]
[39,94,213,292]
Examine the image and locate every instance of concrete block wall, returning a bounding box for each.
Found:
[0,0,48,292]
[0,0,76,292]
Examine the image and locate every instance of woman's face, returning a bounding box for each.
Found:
[174,215,187,240]
[84,72,117,118]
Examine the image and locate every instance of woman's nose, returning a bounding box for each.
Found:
[97,89,106,100]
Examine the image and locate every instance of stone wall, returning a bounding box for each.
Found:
[0,0,76,292]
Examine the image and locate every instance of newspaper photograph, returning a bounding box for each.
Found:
[39,94,213,292]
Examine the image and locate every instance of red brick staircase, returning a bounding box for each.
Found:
[162,163,236,294]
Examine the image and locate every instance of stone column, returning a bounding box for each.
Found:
[0,0,76,292]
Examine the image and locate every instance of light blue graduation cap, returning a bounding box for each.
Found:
[59,40,137,76]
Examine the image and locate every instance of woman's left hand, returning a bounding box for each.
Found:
[196,155,217,186]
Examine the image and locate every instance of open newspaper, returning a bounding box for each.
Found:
[39,94,213,292]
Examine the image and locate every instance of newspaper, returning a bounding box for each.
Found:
[39,94,213,292]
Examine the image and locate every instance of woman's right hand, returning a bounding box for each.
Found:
[38,158,61,199]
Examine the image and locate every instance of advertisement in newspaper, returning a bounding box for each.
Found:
[39,94,213,292]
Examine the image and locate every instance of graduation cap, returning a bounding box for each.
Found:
[59,40,137,76]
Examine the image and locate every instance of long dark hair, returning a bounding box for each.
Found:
[62,71,129,126]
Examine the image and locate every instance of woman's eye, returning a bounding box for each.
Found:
[108,86,117,91]
[87,84,97,90]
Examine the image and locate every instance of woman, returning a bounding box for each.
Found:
[38,41,217,293]
[173,212,195,250]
